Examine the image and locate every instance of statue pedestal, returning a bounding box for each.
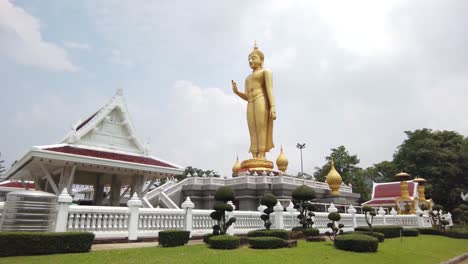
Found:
[240,158,274,175]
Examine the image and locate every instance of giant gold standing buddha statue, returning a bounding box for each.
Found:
[232,42,276,174]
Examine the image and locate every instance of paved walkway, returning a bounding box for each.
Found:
[92,240,205,251]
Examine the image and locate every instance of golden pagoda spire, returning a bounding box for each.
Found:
[276,145,288,173]
[232,155,241,175]
[326,159,342,196]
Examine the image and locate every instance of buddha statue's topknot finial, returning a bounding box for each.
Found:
[250,40,264,61]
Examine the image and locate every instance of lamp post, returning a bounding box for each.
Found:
[296,143,306,177]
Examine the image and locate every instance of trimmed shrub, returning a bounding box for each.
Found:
[303,228,320,237]
[247,229,289,240]
[325,212,344,241]
[334,234,378,253]
[417,228,443,235]
[209,235,240,250]
[446,227,468,239]
[210,187,236,235]
[353,231,385,242]
[203,233,217,244]
[355,225,403,238]
[260,193,277,230]
[292,185,316,228]
[248,236,285,249]
[158,230,190,247]
[402,228,419,237]
[0,232,95,257]
[306,236,326,242]
[291,226,306,232]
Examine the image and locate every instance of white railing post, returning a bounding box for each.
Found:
[348,204,357,228]
[446,212,453,226]
[328,203,338,213]
[274,201,284,230]
[286,200,295,230]
[181,197,195,234]
[378,207,386,225]
[55,188,73,232]
[390,207,397,225]
[226,201,235,235]
[127,193,142,241]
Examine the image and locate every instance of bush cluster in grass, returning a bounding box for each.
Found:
[209,235,240,249]
[353,231,385,242]
[302,228,320,237]
[402,228,419,237]
[334,233,379,253]
[203,233,217,244]
[417,227,468,239]
[247,229,289,240]
[0,232,95,257]
[158,230,190,247]
[355,225,403,238]
[248,237,285,249]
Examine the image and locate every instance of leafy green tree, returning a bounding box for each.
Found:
[314,146,360,184]
[367,161,399,183]
[393,129,468,210]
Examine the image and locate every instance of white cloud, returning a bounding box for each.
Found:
[0,0,77,71]
[108,49,134,69]
[64,41,92,51]
[267,47,297,71]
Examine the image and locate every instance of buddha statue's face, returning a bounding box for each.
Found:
[249,53,263,70]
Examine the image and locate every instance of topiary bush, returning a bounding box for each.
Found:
[247,229,289,240]
[355,225,403,238]
[303,228,320,237]
[402,228,419,237]
[203,233,217,244]
[362,206,377,234]
[158,230,190,247]
[292,185,316,229]
[334,234,379,253]
[325,212,344,241]
[248,236,285,249]
[260,193,278,230]
[353,231,385,242]
[209,235,240,250]
[0,232,95,257]
[417,227,468,239]
[210,187,236,235]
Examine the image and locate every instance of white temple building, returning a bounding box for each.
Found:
[2,90,184,206]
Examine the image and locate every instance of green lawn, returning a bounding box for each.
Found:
[2,235,467,264]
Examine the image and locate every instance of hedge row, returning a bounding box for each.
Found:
[209,235,240,249]
[417,227,468,239]
[334,234,379,253]
[203,233,217,244]
[355,226,403,238]
[247,229,289,240]
[158,230,190,247]
[0,232,95,257]
[402,228,419,237]
[353,231,385,242]
[248,237,285,249]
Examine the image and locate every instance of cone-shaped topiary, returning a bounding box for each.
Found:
[260,193,278,230]
[210,187,236,235]
[292,185,316,228]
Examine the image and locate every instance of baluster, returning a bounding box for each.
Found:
[97,214,102,230]
[74,213,80,230]
[91,214,97,231]
[68,213,74,230]
[80,213,86,230]
[103,214,108,230]
[109,214,115,230]
[86,213,91,230]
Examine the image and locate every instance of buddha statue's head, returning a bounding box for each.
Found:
[249,42,264,70]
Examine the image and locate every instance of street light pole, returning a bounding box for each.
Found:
[296,143,306,177]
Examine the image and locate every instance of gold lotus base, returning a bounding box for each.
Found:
[241,159,274,174]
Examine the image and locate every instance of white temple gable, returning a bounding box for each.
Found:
[62,90,144,154]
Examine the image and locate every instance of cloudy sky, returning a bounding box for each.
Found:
[1,0,467,177]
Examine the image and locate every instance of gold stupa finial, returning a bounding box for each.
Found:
[276,145,288,173]
[232,155,241,175]
[326,159,342,196]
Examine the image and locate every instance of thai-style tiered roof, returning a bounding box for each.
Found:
[362,181,417,206]
[3,90,183,182]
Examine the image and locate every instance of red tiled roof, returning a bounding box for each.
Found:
[362,199,396,205]
[373,182,415,198]
[0,181,35,189]
[44,146,176,168]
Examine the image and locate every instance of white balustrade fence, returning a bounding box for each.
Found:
[0,192,444,241]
